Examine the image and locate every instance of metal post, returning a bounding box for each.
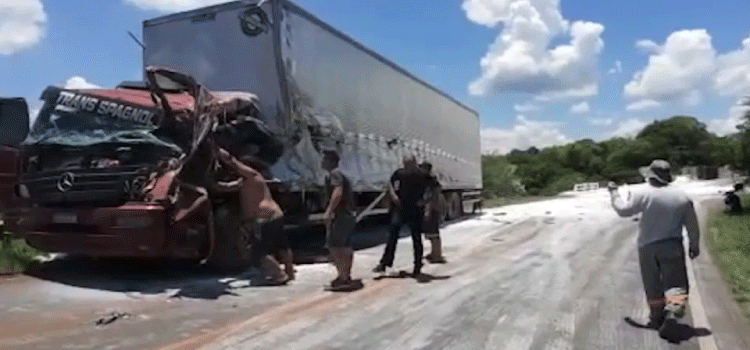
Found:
[356,191,387,223]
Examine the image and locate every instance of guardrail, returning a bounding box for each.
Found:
[573,182,600,192]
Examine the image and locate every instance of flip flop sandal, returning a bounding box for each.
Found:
[264,276,291,286]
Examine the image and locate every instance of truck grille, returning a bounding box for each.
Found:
[21,166,149,206]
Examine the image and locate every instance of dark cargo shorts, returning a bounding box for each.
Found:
[326,211,356,248]
[422,209,441,239]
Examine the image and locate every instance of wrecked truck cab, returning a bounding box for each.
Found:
[14,67,273,269]
[0,97,30,234]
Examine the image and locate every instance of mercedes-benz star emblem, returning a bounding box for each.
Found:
[57,172,75,192]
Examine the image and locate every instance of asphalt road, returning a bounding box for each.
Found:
[0,179,747,350]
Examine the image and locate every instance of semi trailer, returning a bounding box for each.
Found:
[142,0,482,222]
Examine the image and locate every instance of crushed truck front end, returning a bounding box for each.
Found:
[14,75,214,260]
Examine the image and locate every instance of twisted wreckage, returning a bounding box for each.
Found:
[9,0,483,269]
[13,67,285,268]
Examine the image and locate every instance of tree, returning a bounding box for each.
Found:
[636,116,713,168]
[481,155,524,197]
[494,114,734,197]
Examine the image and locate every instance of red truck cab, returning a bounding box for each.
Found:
[14,67,272,270]
[0,98,30,233]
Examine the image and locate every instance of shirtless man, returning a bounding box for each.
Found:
[216,147,293,285]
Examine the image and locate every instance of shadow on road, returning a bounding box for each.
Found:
[24,256,275,300]
[21,213,473,299]
[623,317,712,344]
[373,270,451,284]
[291,213,480,265]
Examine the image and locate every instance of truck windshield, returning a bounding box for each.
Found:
[24,87,182,154]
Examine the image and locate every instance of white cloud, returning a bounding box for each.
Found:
[588,117,613,126]
[714,36,750,96]
[570,101,590,114]
[611,118,648,138]
[61,76,101,90]
[624,29,716,108]
[514,102,541,112]
[607,60,622,74]
[626,30,750,109]
[635,39,660,54]
[481,115,569,154]
[463,0,604,99]
[125,0,229,13]
[0,0,46,55]
[708,98,748,136]
[625,99,661,111]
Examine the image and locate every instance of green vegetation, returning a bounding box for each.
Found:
[0,215,42,275]
[707,195,750,318]
[482,115,744,199]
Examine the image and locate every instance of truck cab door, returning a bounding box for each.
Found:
[0,98,30,214]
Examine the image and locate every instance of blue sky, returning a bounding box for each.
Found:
[3,0,750,154]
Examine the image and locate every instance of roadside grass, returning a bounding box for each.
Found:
[482,195,554,209]
[707,195,750,318]
[0,215,43,275]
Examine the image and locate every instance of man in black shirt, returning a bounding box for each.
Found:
[374,154,430,276]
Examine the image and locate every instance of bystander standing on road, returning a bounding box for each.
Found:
[420,162,447,264]
[321,150,362,290]
[608,159,700,342]
[374,154,431,276]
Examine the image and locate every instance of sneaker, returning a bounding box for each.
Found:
[426,255,447,264]
[373,264,386,273]
[329,277,346,287]
[412,265,422,277]
[658,313,679,342]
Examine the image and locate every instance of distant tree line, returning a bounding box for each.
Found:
[482,115,744,198]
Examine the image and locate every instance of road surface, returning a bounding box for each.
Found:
[0,179,748,350]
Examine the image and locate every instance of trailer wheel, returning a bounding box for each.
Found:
[447,192,463,220]
[206,201,253,271]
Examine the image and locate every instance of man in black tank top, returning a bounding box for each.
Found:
[374,154,430,276]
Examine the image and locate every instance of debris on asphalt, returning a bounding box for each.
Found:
[95,311,131,326]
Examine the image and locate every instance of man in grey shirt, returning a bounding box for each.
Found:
[608,159,700,341]
[322,150,360,290]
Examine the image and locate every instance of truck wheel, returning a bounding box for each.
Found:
[206,202,253,271]
[448,192,463,220]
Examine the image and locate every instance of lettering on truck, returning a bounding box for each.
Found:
[55,91,159,127]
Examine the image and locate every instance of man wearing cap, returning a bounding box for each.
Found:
[607,159,700,341]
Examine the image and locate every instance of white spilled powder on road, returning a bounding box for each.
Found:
[13,179,732,304]
[469,178,731,231]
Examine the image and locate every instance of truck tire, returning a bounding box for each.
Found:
[206,202,253,271]
[447,192,463,220]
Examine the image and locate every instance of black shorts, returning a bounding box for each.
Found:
[259,216,289,252]
[243,216,289,265]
